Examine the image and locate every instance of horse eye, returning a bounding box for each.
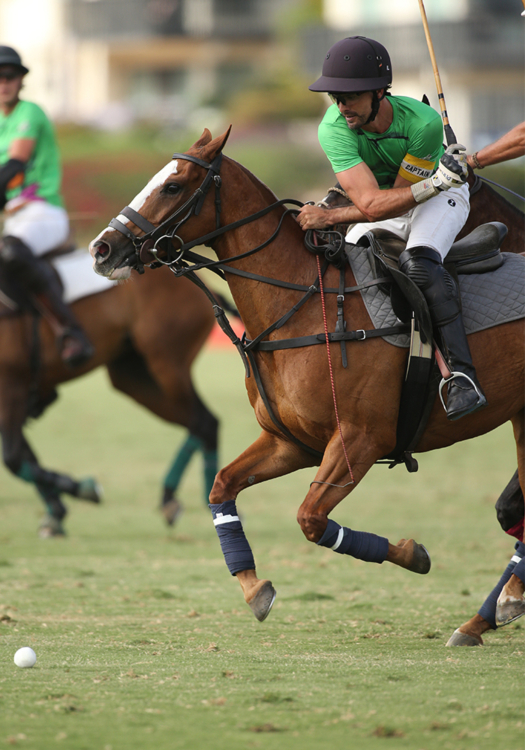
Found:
[165,182,180,195]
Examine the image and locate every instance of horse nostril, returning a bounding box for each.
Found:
[95,242,110,258]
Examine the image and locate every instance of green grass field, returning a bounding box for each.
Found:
[0,347,522,750]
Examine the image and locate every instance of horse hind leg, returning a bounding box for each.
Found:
[162,393,219,518]
[447,469,525,646]
[16,436,101,536]
[107,346,218,526]
[496,410,525,626]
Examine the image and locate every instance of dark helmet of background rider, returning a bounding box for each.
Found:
[0,46,29,75]
[309,36,392,94]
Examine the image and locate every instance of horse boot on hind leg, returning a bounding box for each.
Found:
[496,555,525,627]
[447,472,525,645]
[447,541,525,646]
[398,246,486,421]
[0,236,94,367]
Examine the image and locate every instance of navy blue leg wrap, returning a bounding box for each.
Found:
[316,518,389,564]
[210,500,255,576]
[478,541,525,629]
[512,556,525,585]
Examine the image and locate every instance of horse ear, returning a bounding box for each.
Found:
[191,129,213,150]
[201,125,233,161]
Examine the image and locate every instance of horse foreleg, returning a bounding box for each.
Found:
[297,432,431,573]
[209,430,315,621]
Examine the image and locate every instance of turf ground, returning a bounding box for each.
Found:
[0,345,522,750]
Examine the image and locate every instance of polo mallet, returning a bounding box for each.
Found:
[417,0,457,146]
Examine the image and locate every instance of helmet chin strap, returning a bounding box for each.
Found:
[365,89,387,124]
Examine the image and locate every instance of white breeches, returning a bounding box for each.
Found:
[346,183,470,261]
[3,201,69,257]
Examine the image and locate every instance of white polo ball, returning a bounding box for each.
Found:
[14,647,37,668]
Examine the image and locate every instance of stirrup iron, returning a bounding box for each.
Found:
[438,371,484,412]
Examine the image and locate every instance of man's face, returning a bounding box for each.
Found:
[329,91,374,130]
[0,66,24,110]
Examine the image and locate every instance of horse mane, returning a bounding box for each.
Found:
[226,155,281,205]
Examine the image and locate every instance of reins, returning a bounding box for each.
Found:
[106,150,406,462]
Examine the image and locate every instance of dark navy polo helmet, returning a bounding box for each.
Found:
[309,36,392,93]
[0,46,29,75]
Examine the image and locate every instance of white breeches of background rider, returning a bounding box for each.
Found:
[346,184,470,260]
[3,201,69,257]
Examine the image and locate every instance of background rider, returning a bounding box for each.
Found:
[0,45,93,367]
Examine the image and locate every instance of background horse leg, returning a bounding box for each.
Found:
[209,430,315,620]
[447,469,525,646]
[107,344,218,526]
[0,382,100,535]
[163,392,219,516]
[297,432,431,574]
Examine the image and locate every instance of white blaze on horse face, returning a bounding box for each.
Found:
[115,159,179,225]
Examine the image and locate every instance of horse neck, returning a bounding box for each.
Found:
[466,182,525,252]
[210,158,323,333]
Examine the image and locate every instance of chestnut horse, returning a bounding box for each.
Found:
[90,128,525,633]
[318,172,525,645]
[0,264,218,536]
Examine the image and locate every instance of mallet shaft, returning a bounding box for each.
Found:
[418,0,457,146]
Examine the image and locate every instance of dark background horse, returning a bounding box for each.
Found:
[0,263,218,536]
[89,129,524,634]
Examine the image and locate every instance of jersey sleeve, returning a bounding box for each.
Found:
[12,103,44,141]
[318,105,363,175]
[397,112,444,183]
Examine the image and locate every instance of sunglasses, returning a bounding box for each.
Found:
[328,92,364,106]
[0,70,21,82]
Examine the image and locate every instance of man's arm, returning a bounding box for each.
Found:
[296,162,416,231]
[468,122,525,169]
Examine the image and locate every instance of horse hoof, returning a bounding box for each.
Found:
[38,516,66,538]
[77,477,103,503]
[160,498,183,527]
[248,580,276,622]
[410,542,431,574]
[398,539,431,574]
[446,628,482,647]
[495,599,525,627]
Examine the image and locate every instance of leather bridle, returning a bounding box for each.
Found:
[107,152,224,270]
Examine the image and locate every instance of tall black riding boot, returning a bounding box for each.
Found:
[0,236,94,367]
[399,246,487,421]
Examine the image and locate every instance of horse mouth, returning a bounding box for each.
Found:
[90,240,133,280]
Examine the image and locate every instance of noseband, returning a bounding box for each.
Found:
[107,152,224,268]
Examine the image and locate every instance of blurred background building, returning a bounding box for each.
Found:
[0,0,522,239]
[0,0,523,150]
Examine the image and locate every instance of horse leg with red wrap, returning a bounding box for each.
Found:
[297,431,431,574]
[209,430,315,621]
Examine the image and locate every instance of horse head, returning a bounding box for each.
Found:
[90,127,232,279]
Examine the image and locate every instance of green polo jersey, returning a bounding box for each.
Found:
[318,95,445,189]
[0,100,63,207]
